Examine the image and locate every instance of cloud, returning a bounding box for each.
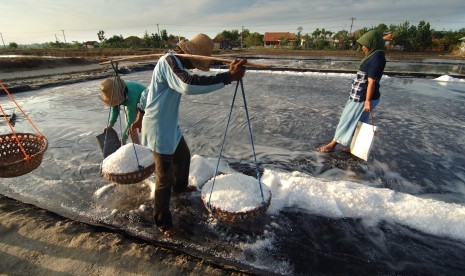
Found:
[1,0,464,44]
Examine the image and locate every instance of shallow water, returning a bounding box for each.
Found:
[249,56,465,76]
[1,66,465,275]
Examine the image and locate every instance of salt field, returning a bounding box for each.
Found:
[1,63,465,274]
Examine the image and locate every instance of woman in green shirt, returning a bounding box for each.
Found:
[99,77,146,145]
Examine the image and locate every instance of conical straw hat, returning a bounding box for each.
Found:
[99,77,126,106]
[177,33,214,71]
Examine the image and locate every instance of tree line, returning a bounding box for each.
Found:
[4,20,465,52]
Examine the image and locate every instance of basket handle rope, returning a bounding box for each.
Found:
[103,61,143,171]
[0,81,45,161]
[207,79,266,212]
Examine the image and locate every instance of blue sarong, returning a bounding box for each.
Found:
[333,99,379,146]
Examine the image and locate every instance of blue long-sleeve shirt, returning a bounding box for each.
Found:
[141,53,232,154]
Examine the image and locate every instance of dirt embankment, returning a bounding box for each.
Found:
[1,47,463,61]
[0,195,246,276]
[0,56,95,71]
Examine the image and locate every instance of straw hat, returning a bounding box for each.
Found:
[99,77,126,106]
[177,33,214,71]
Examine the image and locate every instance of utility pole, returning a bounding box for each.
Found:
[156,24,160,37]
[349,17,356,36]
[0,33,5,47]
[241,26,244,48]
[61,29,67,43]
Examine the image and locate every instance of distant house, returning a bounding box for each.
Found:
[264,32,297,47]
[212,37,231,49]
[83,41,99,49]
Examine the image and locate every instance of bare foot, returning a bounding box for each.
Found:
[161,226,183,237]
[316,145,334,153]
[341,147,350,153]
[172,185,198,195]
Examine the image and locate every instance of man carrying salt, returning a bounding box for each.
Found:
[128,33,246,237]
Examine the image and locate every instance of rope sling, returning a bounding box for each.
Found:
[100,61,154,184]
[0,81,48,178]
[205,79,269,222]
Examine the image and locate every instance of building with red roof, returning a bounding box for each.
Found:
[263,32,297,47]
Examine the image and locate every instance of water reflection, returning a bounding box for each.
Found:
[248,56,465,76]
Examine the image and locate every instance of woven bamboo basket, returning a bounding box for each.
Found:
[0,133,48,178]
[102,163,155,184]
[201,192,272,223]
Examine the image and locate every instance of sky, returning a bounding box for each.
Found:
[1,0,464,45]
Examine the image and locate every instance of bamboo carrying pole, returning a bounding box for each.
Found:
[99,53,268,67]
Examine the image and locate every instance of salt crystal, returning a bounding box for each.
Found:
[202,174,271,213]
[102,143,154,174]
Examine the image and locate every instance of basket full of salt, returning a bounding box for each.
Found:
[101,143,155,184]
[201,174,272,223]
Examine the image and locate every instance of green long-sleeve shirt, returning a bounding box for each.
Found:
[109,81,146,140]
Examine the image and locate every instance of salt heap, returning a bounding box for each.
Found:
[202,173,271,213]
[102,143,154,174]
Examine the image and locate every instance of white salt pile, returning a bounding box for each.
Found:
[202,174,271,213]
[434,75,465,82]
[435,75,455,82]
[188,154,237,188]
[102,143,154,174]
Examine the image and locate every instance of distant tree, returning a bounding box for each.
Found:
[70,41,82,49]
[124,36,143,48]
[142,31,151,45]
[215,30,240,47]
[390,21,433,51]
[312,28,321,39]
[160,29,168,41]
[103,35,125,48]
[295,26,303,49]
[280,36,290,47]
[322,29,333,39]
[415,21,433,51]
[333,30,351,50]
[240,28,251,47]
[8,42,18,49]
[354,27,369,39]
[310,28,332,49]
[142,31,161,47]
[97,30,105,42]
[434,29,465,51]
[244,32,263,47]
[375,23,389,34]
[301,33,311,49]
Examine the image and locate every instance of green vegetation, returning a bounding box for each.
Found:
[3,21,465,53]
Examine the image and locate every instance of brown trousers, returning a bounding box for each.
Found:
[152,136,190,229]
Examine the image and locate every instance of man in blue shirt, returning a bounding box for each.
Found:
[129,33,246,237]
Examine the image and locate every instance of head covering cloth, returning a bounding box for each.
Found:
[357,30,385,66]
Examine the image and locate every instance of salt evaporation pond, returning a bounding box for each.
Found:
[1,67,465,275]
